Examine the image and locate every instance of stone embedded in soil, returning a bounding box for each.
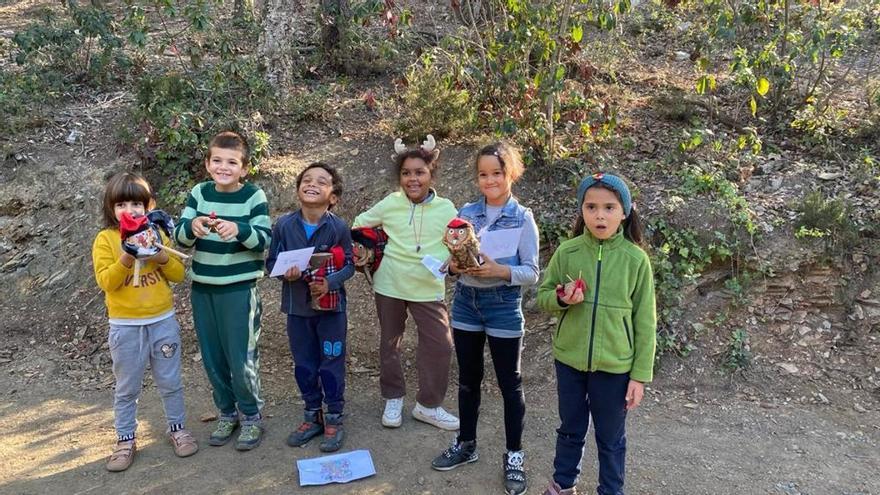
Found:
[777,363,799,374]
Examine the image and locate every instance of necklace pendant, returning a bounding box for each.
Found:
[416,245,421,253]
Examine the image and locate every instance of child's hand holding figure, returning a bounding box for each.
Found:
[625,380,645,411]
[465,253,510,279]
[309,277,329,299]
[284,266,302,281]
[213,220,239,241]
[149,249,170,265]
[556,279,585,305]
[119,251,135,268]
[191,216,211,238]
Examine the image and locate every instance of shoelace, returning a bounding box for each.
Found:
[385,399,403,416]
[433,407,456,421]
[240,425,260,440]
[443,437,462,458]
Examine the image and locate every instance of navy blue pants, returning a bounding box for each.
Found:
[286,313,347,414]
[553,361,629,494]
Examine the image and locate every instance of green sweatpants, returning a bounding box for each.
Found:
[191,281,263,416]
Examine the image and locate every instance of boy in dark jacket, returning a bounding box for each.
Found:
[266,162,355,452]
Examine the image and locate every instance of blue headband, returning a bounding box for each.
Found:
[576,173,632,217]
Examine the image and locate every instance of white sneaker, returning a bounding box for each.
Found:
[382,397,404,428]
[412,403,460,431]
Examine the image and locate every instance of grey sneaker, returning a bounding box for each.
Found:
[208,418,239,446]
[235,423,265,451]
[287,409,324,447]
[431,437,478,471]
[319,413,345,453]
[235,423,264,451]
[503,450,527,495]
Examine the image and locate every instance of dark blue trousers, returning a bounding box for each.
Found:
[553,360,629,494]
[286,313,347,414]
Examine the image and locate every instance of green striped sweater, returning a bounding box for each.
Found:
[174,181,271,286]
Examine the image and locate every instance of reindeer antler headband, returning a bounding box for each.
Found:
[393,134,437,155]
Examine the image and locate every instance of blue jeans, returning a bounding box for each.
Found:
[450,283,524,338]
[286,312,347,414]
[109,315,186,440]
[553,361,629,494]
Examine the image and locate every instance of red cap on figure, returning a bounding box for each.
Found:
[447,218,471,229]
[119,212,149,239]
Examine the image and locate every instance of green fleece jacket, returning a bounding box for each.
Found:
[537,230,657,382]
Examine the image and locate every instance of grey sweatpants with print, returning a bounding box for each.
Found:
[109,315,186,439]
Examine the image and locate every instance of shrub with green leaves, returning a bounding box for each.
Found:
[793,190,857,251]
[724,328,751,371]
[116,0,276,206]
[689,0,873,141]
[394,55,477,140]
[12,5,130,85]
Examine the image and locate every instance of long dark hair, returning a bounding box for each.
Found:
[572,182,644,245]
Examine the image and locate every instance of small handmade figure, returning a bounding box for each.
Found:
[442,217,481,272]
[351,226,389,287]
[302,246,346,311]
[120,210,188,286]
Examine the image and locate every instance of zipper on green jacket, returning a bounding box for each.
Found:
[623,317,633,350]
[587,242,603,369]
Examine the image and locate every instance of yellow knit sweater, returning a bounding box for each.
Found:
[92,228,186,320]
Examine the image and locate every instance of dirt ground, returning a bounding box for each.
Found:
[2,1,880,493]
[1,308,878,495]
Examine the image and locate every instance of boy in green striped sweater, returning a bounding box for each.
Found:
[174,131,272,451]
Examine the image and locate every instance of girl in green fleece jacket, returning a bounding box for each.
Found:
[537,172,656,495]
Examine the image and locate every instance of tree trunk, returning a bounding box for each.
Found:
[258,0,307,90]
[320,0,351,60]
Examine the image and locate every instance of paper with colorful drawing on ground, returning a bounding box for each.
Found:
[296,449,376,486]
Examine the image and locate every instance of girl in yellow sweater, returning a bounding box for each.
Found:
[91,172,198,472]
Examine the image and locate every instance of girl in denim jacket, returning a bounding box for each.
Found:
[430,142,539,495]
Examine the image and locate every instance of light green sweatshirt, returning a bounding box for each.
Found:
[353,190,457,302]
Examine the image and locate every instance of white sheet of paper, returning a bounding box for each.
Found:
[421,254,446,280]
[297,449,376,486]
[479,228,522,260]
[269,247,316,277]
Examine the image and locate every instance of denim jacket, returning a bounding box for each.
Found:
[457,195,540,289]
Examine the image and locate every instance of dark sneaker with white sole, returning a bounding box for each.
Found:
[287,409,324,447]
[431,437,478,471]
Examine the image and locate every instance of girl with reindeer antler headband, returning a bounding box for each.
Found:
[352,134,461,432]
